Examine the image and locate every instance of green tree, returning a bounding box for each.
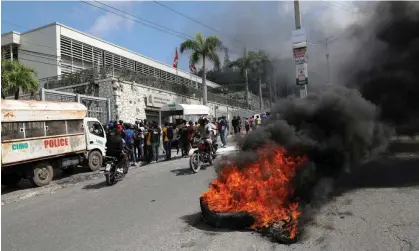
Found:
[1,59,39,100]
[228,48,254,107]
[180,33,223,105]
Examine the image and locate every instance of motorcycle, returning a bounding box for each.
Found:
[189,138,218,173]
[103,150,129,186]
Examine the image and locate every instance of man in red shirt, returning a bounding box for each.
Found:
[116,120,125,134]
[249,116,254,131]
[186,121,195,154]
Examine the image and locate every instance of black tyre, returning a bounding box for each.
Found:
[88,151,103,171]
[1,173,21,187]
[30,162,53,187]
[200,197,254,229]
[105,173,116,186]
[189,152,201,173]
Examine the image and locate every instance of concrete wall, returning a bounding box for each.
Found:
[96,78,257,124]
[18,25,60,80]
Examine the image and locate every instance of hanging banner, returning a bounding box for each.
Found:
[292,29,308,86]
[295,63,308,85]
[293,47,307,64]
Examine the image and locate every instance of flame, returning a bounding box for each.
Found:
[201,145,306,239]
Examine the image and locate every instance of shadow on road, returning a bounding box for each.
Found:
[82,181,108,190]
[170,165,210,176]
[1,166,94,195]
[180,212,252,233]
[337,155,419,190]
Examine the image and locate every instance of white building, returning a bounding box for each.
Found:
[1,22,221,89]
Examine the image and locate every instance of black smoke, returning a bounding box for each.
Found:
[342,2,419,135]
[223,85,390,177]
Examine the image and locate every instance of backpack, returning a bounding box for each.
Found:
[167,127,174,140]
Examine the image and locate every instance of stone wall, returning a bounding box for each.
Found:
[97,78,258,123]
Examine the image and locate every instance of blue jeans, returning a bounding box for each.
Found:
[127,143,136,163]
[163,140,172,160]
[220,130,227,146]
[151,142,159,162]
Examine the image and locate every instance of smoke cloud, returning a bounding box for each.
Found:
[225,85,391,177]
[341,2,419,133]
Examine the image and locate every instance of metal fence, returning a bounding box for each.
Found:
[40,88,111,124]
[39,65,259,110]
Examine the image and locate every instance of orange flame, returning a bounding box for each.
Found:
[201,145,306,239]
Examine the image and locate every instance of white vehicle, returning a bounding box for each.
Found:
[160,103,210,125]
[1,100,107,187]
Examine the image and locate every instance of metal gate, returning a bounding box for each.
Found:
[39,88,111,124]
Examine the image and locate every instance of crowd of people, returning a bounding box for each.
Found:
[104,112,269,166]
[230,113,268,135]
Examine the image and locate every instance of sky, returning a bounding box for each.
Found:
[1,1,367,77]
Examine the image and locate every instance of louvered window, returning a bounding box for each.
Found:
[59,36,201,88]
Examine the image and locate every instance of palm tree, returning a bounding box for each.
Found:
[180,33,222,105]
[1,59,39,100]
[228,47,253,107]
[249,50,269,110]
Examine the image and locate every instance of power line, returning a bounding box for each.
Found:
[93,1,193,40]
[81,1,192,41]
[153,1,258,51]
[85,0,250,60]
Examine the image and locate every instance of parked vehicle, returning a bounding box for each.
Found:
[189,139,218,173]
[1,100,107,187]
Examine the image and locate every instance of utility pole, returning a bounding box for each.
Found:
[294,0,301,29]
[319,36,333,84]
[293,0,307,98]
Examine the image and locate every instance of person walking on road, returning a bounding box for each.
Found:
[134,121,145,162]
[219,116,227,147]
[145,124,153,163]
[255,115,262,129]
[186,121,195,154]
[123,124,136,166]
[232,116,239,135]
[162,122,174,160]
[150,122,161,163]
[244,117,250,134]
[249,116,254,131]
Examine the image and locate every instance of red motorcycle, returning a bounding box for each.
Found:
[189,138,218,173]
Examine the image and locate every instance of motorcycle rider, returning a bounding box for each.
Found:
[198,117,216,156]
[106,126,129,174]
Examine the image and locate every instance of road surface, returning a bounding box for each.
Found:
[2,151,419,251]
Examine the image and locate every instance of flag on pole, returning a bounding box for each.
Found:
[189,61,197,74]
[173,47,179,69]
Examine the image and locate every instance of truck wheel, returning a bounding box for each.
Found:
[1,173,21,187]
[88,151,103,171]
[30,162,54,187]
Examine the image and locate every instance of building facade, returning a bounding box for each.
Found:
[1,22,221,89]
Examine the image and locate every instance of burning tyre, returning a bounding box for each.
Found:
[200,146,308,244]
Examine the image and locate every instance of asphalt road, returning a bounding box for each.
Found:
[2,151,419,251]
